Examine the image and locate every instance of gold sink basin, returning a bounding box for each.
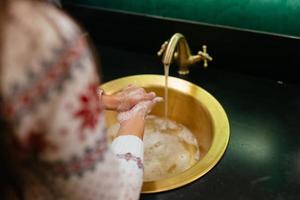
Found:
[101,74,230,193]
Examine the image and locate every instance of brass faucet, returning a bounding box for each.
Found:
[157,33,213,75]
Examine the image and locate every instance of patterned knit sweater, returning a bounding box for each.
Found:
[0,1,143,199]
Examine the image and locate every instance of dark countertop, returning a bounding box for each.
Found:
[97,45,300,200]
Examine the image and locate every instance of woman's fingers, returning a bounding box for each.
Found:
[152,97,163,103]
[142,92,156,101]
[124,84,139,92]
[116,84,161,112]
[145,97,163,114]
[117,96,163,123]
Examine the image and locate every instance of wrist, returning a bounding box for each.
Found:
[118,114,145,139]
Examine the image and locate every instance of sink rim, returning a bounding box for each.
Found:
[101,74,230,193]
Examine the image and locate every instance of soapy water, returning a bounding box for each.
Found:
[107,115,200,181]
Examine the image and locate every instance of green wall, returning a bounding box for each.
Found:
[65,0,300,37]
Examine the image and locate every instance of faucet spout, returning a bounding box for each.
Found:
[157,33,212,75]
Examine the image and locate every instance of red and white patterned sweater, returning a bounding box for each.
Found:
[0,1,143,200]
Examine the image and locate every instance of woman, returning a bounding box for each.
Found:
[0,0,161,199]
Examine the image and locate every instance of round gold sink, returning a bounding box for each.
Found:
[101,74,230,193]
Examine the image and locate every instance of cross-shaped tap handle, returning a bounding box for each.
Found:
[157,41,169,56]
[198,45,213,67]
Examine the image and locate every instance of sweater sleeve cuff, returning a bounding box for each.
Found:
[111,135,144,160]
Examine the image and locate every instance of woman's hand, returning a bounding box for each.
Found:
[116,97,163,139]
[117,97,163,124]
[100,85,156,112]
